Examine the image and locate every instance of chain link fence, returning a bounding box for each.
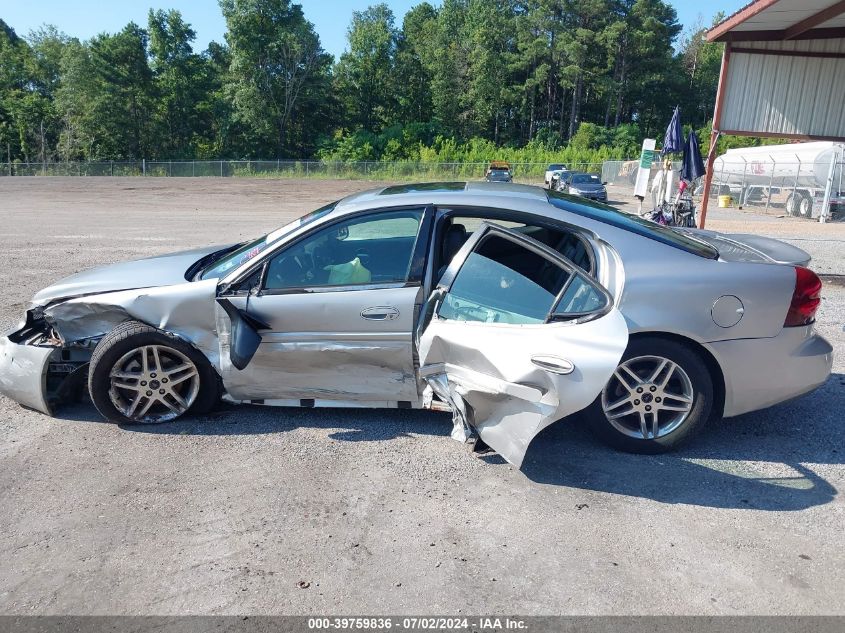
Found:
[6,157,840,221]
[704,155,845,222]
[1,159,607,181]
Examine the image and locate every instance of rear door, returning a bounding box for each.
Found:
[417,222,628,467]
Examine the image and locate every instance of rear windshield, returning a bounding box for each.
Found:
[548,164,565,170]
[547,190,718,259]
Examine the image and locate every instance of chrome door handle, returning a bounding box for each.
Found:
[361,306,400,321]
[531,355,574,375]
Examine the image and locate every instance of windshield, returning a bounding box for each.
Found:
[548,164,565,170]
[571,174,600,185]
[547,190,718,259]
[199,201,338,280]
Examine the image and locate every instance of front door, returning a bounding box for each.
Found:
[417,222,628,467]
[218,207,431,404]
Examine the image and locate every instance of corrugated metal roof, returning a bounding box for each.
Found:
[721,38,845,138]
[733,0,841,31]
[708,0,845,41]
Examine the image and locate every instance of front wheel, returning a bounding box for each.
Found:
[584,337,714,453]
[88,321,219,424]
[785,192,803,217]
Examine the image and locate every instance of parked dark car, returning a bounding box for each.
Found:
[485,161,513,183]
[563,173,608,202]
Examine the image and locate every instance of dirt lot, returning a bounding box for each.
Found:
[0,177,843,615]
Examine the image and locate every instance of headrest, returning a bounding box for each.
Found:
[442,223,468,262]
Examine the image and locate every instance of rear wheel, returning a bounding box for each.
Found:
[585,337,714,453]
[88,321,219,424]
[786,192,807,217]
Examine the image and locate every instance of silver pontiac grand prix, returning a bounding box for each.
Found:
[0,183,833,466]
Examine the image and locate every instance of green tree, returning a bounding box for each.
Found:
[462,0,514,141]
[148,9,211,157]
[675,13,724,130]
[393,3,437,124]
[195,40,234,158]
[615,0,682,135]
[334,3,398,131]
[55,23,155,159]
[220,0,332,157]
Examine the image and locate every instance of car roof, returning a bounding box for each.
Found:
[335,181,547,210]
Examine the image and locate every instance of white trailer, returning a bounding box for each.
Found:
[711,141,844,218]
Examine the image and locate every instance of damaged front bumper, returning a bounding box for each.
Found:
[0,317,88,415]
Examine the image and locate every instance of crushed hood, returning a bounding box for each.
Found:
[31,245,224,307]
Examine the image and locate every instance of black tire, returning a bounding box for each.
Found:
[786,192,803,217]
[798,194,813,218]
[88,320,219,424]
[584,337,714,454]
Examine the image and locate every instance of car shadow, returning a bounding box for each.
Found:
[56,400,453,443]
[54,374,842,511]
[520,374,844,511]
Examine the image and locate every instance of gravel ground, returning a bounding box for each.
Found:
[0,177,843,615]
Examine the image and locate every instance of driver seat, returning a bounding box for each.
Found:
[437,223,468,280]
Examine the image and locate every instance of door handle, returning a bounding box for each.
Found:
[361,306,400,321]
[531,355,575,375]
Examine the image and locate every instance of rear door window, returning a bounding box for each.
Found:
[438,228,609,325]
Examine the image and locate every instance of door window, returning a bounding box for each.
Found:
[439,214,593,274]
[438,230,609,325]
[264,209,424,290]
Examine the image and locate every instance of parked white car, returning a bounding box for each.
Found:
[544,163,568,187]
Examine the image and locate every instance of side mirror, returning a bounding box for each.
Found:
[336,226,349,241]
[218,299,270,370]
[602,181,608,186]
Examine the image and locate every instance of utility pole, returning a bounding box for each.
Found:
[40,120,46,175]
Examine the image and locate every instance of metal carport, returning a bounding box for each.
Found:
[700,0,845,226]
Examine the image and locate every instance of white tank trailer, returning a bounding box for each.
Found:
[712,141,844,218]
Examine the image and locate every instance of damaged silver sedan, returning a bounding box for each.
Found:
[0,183,833,466]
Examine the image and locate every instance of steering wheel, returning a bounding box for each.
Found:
[268,254,306,287]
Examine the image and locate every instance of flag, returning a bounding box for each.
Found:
[681,129,705,181]
[662,106,683,154]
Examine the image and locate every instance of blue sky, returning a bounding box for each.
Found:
[3,0,738,60]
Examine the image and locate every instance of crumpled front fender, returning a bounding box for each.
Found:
[43,279,220,367]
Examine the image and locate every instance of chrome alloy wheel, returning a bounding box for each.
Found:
[107,345,200,423]
[601,355,694,440]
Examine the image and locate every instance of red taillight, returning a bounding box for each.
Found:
[784,266,822,327]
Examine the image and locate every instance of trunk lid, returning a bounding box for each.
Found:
[679,229,811,266]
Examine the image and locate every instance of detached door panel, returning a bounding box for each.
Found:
[418,222,628,467]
